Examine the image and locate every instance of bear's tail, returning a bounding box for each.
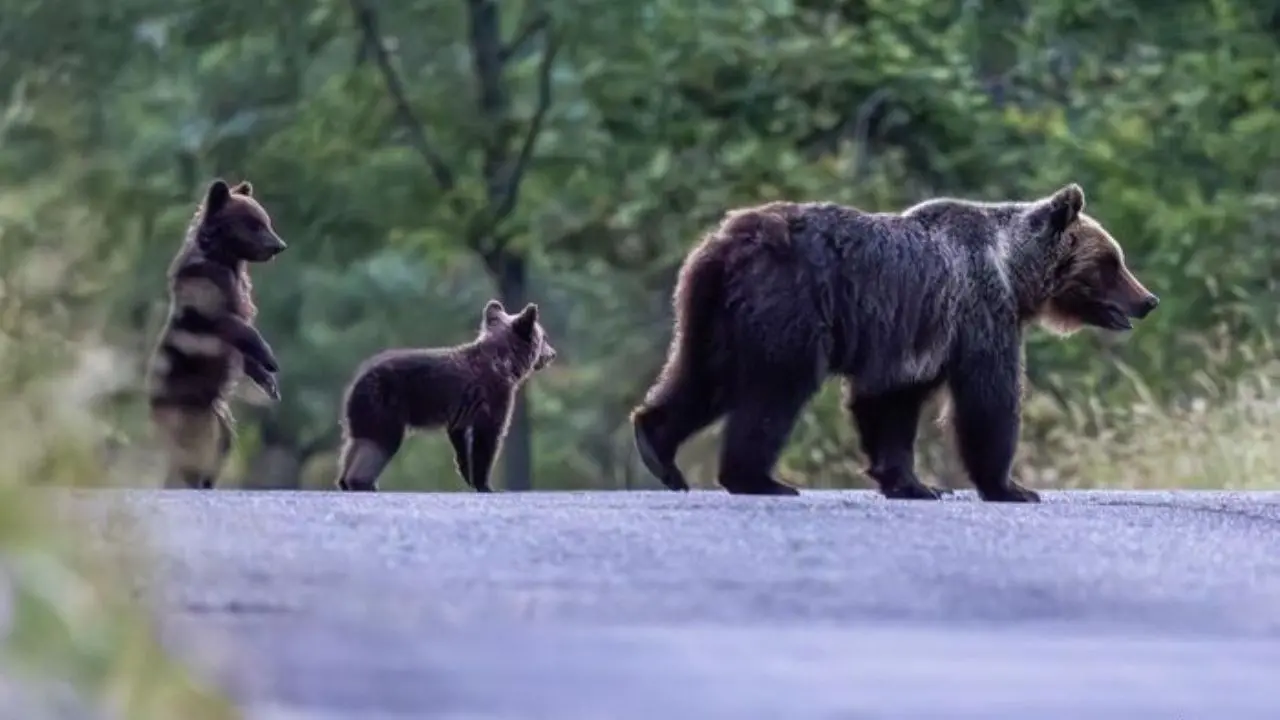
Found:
[638,242,726,415]
[630,208,790,489]
[635,208,787,416]
[628,237,727,491]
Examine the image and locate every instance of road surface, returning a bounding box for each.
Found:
[71,489,1280,719]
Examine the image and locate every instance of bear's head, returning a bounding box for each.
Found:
[1023,184,1159,335]
[197,178,287,264]
[479,299,558,373]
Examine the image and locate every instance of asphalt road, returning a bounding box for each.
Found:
[71,489,1280,720]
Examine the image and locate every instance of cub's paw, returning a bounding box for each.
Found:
[260,374,282,402]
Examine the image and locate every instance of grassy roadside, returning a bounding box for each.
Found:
[1022,347,1280,491]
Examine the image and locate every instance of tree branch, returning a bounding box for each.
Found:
[500,13,549,64]
[491,22,559,226]
[349,0,455,191]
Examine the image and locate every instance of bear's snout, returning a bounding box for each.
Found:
[263,233,287,256]
[536,346,557,370]
[1130,293,1159,320]
[1114,263,1157,322]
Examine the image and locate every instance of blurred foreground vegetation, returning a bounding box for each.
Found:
[4,0,1280,496]
[0,220,238,714]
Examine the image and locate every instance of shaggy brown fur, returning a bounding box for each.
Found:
[631,183,1158,501]
[146,179,288,490]
[336,299,558,493]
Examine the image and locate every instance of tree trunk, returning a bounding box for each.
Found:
[494,253,533,492]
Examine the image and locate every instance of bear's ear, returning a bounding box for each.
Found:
[204,179,231,215]
[483,299,506,325]
[511,303,539,339]
[232,181,253,197]
[1046,183,1085,232]
[1026,183,1085,236]
[1052,183,1085,218]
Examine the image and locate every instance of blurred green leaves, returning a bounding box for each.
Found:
[0,0,1277,490]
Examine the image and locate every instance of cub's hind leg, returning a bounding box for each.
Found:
[152,404,232,490]
[336,376,404,493]
[336,433,401,492]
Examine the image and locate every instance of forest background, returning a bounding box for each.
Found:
[5,0,1280,495]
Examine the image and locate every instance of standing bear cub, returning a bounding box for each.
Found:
[147,178,288,490]
[631,183,1158,501]
[336,299,558,492]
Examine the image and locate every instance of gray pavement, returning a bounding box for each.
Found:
[70,489,1280,719]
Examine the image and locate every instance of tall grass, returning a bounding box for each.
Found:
[1021,339,1280,491]
[0,182,240,718]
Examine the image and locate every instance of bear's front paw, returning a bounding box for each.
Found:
[980,481,1041,503]
[722,476,800,496]
[881,479,952,500]
[259,374,282,402]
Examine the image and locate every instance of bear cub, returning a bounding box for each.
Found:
[631,183,1158,502]
[336,299,558,492]
[146,178,288,490]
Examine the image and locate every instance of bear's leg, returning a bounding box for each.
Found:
[947,347,1041,503]
[632,385,724,492]
[336,433,402,492]
[847,379,950,500]
[463,421,503,493]
[716,384,815,496]
[155,405,228,490]
[446,426,476,490]
[165,469,208,490]
[201,405,235,490]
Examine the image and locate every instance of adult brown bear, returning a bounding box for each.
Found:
[631,184,1158,502]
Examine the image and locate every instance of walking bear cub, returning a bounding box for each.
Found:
[631,183,1159,502]
[147,178,288,490]
[336,299,558,492]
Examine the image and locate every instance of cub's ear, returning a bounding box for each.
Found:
[204,179,231,215]
[511,303,539,339]
[1028,183,1085,235]
[483,299,506,325]
[232,180,253,197]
